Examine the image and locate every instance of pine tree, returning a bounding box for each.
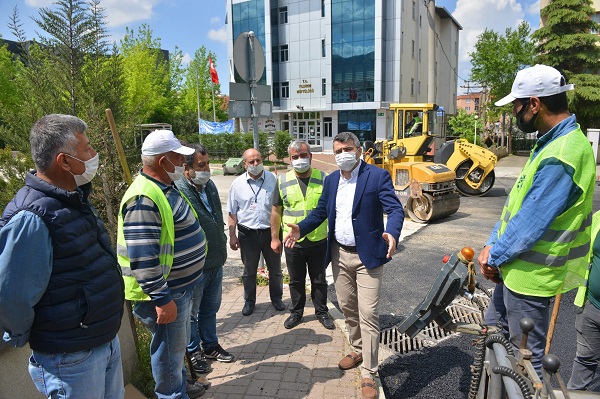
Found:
[532,0,600,130]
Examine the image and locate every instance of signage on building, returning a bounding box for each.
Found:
[297,79,314,94]
[377,112,384,116]
[264,119,276,132]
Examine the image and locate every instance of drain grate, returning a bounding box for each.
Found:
[380,294,491,354]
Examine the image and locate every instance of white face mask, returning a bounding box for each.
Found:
[164,158,184,182]
[292,158,311,174]
[247,163,264,176]
[68,153,99,186]
[335,151,359,171]
[190,170,211,186]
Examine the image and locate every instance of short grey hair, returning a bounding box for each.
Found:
[141,154,161,167]
[30,114,87,172]
[183,142,208,167]
[288,140,310,155]
[334,132,360,147]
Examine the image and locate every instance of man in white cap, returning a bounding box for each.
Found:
[117,130,208,398]
[478,65,596,377]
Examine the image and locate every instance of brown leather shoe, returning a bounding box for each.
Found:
[338,352,363,370]
[361,377,377,399]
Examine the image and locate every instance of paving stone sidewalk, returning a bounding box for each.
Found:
[197,278,362,399]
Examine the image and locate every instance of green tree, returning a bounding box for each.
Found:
[33,0,98,115]
[448,109,482,144]
[470,22,536,110]
[273,130,293,161]
[0,148,34,211]
[532,0,600,130]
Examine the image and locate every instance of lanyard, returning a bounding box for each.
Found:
[248,177,265,203]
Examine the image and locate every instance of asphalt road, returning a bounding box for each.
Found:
[374,177,600,398]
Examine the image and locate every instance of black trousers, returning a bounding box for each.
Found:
[284,240,328,317]
[238,226,283,304]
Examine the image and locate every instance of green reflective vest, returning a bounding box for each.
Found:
[279,168,327,243]
[117,174,197,301]
[498,127,595,297]
[574,211,600,307]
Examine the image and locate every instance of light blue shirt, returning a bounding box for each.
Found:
[0,211,52,347]
[486,115,583,267]
[227,170,277,230]
[335,160,361,246]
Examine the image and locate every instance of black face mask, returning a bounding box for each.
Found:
[515,100,538,133]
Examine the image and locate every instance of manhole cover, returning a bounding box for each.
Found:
[380,294,491,354]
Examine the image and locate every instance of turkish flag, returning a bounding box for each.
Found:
[209,57,219,84]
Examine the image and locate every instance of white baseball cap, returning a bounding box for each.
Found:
[141,130,194,156]
[495,64,575,106]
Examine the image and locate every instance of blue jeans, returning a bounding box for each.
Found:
[568,302,600,390]
[28,335,124,399]
[188,267,223,353]
[485,283,550,378]
[134,289,193,399]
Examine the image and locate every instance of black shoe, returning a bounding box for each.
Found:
[242,302,255,316]
[186,380,205,398]
[190,350,212,374]
[272,299,286,311]
[284,314,302,329]
[188,376,211,390]
[318,315,335,330]
[204,344,235,363]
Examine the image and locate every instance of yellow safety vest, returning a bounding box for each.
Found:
[279,168,327,243]
[574,211,600,307]
[117,174,197,301]
[498,127,595,297]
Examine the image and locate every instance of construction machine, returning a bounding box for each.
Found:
[375,103,497,197]
[362,104,460,223]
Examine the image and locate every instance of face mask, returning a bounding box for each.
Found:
[68,153,99,186]
[515,101,538,133]
[292,158,310,173]
[190,170,211,185]
[335,151,358,171]
[164,158,184,182]
[247,163,264,176]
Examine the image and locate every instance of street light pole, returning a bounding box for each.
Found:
[474,115,479,145]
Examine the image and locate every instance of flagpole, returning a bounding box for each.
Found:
[196,67,201,135]
[211,80,216,122]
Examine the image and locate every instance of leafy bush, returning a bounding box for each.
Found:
[272,130,293,161]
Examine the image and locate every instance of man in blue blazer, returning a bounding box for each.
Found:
[284,132,404,399]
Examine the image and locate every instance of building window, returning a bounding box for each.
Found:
[401,31,404,53]
[400,74,403,94]
[270,8,277,26]
[280,44,289,62]
[281,81,290,98]
[411,78,414,96]
[412,0,416,20]
[324,117,333,137]
[419,48,421,62]
[279,6,288,24]
[412,40,415,58]
[322,0,326,17]
[273,82,280,99]
[322,78,326,96]
[272,46,279,62]
[466,99,471,103]
[322,39,326,57]
[465,106,471,111]
[420,15,422,28]
[418,80,421,94]
[591,13,600,34]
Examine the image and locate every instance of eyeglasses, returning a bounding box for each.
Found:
[334,146,357,155]
[290,153,309,160]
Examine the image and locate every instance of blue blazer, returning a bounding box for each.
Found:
[298,162,404,269]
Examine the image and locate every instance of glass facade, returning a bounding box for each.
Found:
[338,110,376,143]
[331,0,375,104]
[232,0,267,85]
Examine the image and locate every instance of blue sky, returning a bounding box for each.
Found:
[0,0,541,95]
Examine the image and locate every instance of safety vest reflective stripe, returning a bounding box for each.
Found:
[283,209,305,217]
[519,241,590,267]
[539,212,592,244]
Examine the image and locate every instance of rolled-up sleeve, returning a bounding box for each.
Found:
[0,211,52,347]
